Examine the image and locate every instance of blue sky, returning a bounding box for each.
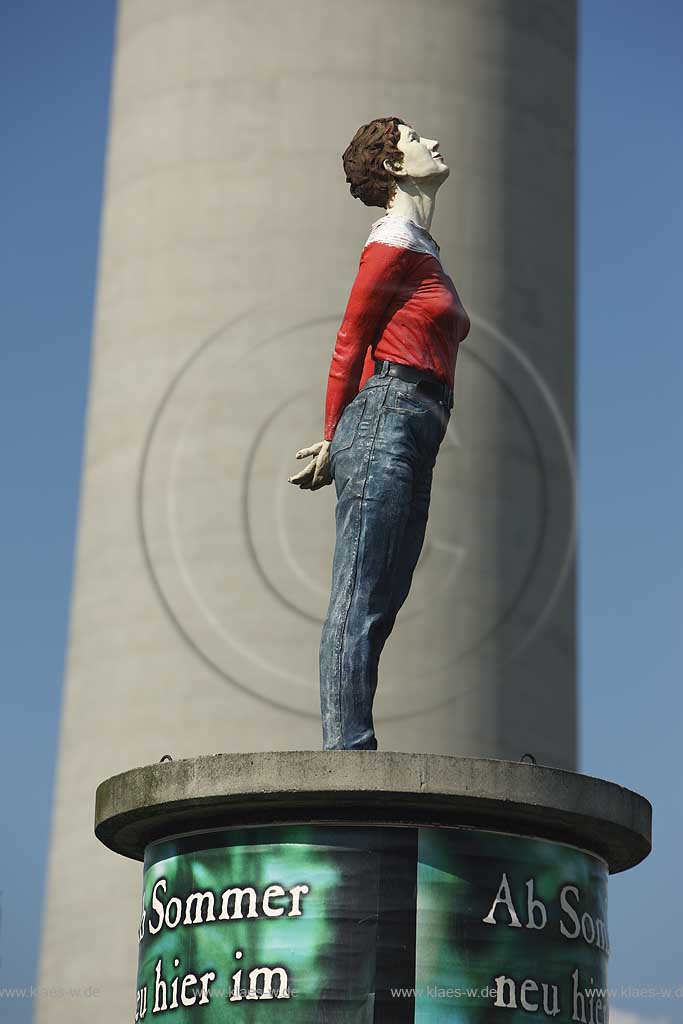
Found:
[1,2,681,1023]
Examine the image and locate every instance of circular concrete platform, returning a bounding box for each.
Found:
[94,751,651,873]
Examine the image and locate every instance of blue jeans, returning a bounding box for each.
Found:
[319,362,451,749]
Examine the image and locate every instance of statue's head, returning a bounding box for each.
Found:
[342,116,449,209]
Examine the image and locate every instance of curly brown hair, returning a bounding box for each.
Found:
[342,116,409,209]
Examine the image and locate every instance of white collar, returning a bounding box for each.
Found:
[365,211,441,262]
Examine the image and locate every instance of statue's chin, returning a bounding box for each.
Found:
[425,162,450,184]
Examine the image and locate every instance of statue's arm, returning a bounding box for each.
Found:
[289,241,409,491]
[323,241,410,440]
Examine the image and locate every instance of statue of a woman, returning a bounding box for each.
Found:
[289,116,471,750]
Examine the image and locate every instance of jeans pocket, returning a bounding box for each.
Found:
[388,389,432,416]
[329,396,367,456]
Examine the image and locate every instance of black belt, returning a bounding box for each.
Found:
[375,358,453,409]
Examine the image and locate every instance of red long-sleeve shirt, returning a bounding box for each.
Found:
[323,231,471,440]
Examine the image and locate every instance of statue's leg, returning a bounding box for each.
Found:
[372,392,450,661]
[319,384,450,750]
[320,385,418,750]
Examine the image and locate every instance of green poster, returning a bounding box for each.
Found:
[415,828,608,1022]
[134,824,607,1022]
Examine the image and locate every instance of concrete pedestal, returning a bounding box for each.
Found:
[95,753,650,1021]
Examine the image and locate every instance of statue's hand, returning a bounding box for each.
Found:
[288,440,332,491]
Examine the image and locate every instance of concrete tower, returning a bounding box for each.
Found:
[37,1,576,1018]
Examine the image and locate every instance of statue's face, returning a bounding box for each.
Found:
[385,123,449,182]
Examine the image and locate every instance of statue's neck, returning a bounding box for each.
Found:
[385,186,438,235]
